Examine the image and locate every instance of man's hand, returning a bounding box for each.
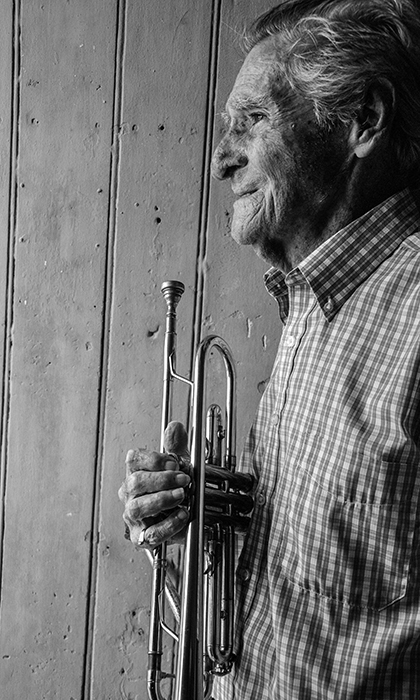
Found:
[118,421,191,549]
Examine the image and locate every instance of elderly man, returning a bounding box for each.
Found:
[120,1,420,697]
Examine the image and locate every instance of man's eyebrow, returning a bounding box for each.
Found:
[224,94,271,115]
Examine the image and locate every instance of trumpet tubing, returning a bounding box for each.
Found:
[146,281,254,700]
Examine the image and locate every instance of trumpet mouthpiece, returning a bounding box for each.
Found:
[161,280,185,307]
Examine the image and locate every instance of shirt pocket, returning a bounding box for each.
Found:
[278,461,419,611]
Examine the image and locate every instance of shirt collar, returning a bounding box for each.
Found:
[264,189,420,323]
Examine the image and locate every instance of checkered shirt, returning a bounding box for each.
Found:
[213,189,420,700]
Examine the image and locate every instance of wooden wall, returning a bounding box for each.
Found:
[0,1,278,698]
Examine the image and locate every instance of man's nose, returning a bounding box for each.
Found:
[211,139,248,180]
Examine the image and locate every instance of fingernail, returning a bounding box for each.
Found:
[172,487,185,500]
[175,473,189,486]
[178,508,189,521]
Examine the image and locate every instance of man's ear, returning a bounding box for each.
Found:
[349,79,395,159]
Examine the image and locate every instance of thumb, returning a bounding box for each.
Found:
[164,421,190,460]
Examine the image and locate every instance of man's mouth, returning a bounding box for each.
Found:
[232,189,265,219]
[233,188,259,199]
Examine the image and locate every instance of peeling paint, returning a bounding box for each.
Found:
[258,378,270,394]
[151,229,163,260]
[246,318,253,338]
[146,324,160,339]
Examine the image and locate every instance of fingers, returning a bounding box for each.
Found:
[145,508,189,548]
[124,481,188,520]
[123,481,189,548]
[118,460,190,506]
[125,448,179,480]
[124,507,189,549]
[120,423,192,549]
[123,476,189,549]
[163,421,190,459]
[124,469,189,499]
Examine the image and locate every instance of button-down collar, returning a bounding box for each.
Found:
[264,189,420,323]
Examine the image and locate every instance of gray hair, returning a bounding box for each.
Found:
[244,0,420,184]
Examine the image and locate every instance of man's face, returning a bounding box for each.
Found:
[211,37,351,271]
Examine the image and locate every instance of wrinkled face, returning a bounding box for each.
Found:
[211,37,351,271]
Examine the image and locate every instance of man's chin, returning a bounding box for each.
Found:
[230,223,255,246]
[231,196,264,246]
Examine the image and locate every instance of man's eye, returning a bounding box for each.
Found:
[249,112,265,125]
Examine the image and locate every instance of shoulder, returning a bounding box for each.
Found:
[394,234,420,323]
[398,233,420,288]
[402,231,420,252]
[369,233,420,322]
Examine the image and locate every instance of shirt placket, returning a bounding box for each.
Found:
[273,277,316,461]
[235,278,316,625]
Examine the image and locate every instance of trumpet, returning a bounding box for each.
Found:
[147,280,255,700]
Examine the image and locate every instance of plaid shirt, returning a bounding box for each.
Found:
[214,190,420,700]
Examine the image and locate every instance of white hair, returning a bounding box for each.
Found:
[244,1,420,183]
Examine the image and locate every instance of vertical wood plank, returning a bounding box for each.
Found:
[205,0,280,449]
[0,1,119,698]
[93,1,215,697]
[0,0,16,559]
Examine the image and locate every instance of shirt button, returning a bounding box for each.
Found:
[271,413,280,427]
[324,296,334,312]
[257,491,266,506]
[285,335,296,347]
[237,567,251,582]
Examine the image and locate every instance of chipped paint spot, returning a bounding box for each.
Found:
[246,318,253,338]
[258,378,269,394]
